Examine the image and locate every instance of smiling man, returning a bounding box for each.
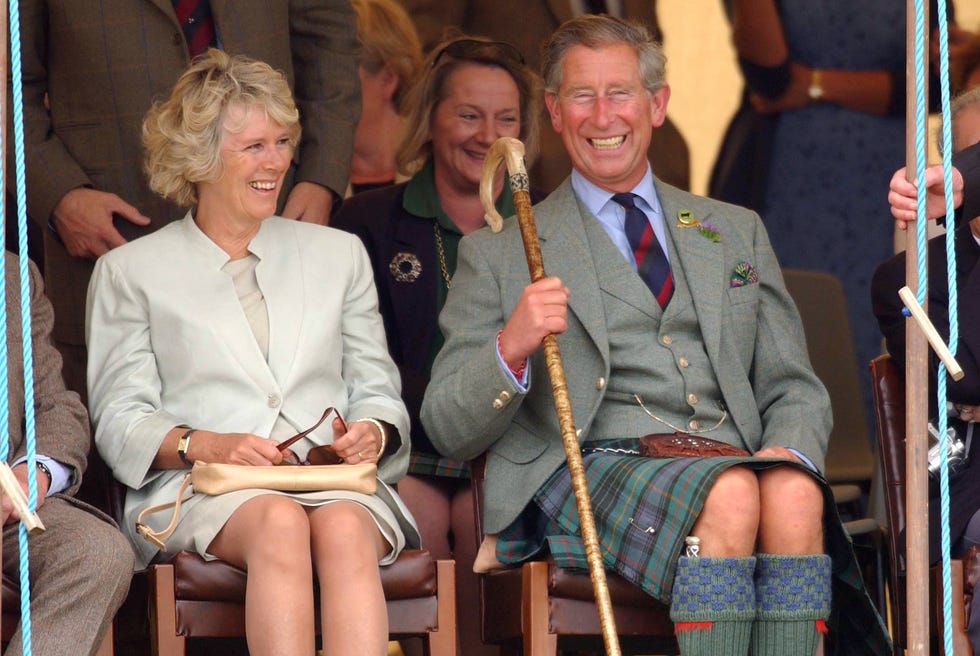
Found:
[421,14,888,656]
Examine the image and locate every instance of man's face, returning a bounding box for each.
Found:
[545,43,668,193]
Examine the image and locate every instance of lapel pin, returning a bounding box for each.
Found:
[677,209,700,227]
[389,252,422,283]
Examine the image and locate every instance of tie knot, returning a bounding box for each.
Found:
[611,193,638,210]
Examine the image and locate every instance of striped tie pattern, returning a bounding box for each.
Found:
[612,192,673,308]
[173,0,217,59]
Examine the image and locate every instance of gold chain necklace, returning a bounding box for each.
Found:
[433,219,452,289]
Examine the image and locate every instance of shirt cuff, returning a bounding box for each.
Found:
[12,455,72,496]
[495,341,529,391]
[787,448,817,472]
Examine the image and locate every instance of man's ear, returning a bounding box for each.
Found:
[649,84,670,129]
[545,92,563,133]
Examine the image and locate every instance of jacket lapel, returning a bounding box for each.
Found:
[658,183,726,366]
[250,222,304,388]
[535,182,609,364]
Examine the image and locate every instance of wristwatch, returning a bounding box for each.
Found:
[177,428,196,466]
[807,68,825,102]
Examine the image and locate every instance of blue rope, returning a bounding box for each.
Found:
[912,0,957,652]
[7,0,38,652]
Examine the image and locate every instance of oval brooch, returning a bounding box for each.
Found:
[389,252,422,283]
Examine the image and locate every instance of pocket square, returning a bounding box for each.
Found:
[730,261,759,288]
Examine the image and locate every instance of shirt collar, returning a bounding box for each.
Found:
[570,163,662,219]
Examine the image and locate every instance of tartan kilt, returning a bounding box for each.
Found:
[495,439,891,656]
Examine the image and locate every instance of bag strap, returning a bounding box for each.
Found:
[135,472,194,551]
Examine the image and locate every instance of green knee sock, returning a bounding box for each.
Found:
[669,556,756,656]
[751,554,832,656]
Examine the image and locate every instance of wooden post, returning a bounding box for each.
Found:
[904,0,930,653]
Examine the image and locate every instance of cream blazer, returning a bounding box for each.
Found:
[86,215,415,567]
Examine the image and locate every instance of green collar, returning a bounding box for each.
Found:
[403,158,517,232]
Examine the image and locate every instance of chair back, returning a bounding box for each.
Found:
[783,268,875,485]
[869,353,910,646]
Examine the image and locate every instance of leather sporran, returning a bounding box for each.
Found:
[638,432,749,458]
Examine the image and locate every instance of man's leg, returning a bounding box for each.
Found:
[2,498,134,656]
[669,467,760,656]
[753,467,829,656]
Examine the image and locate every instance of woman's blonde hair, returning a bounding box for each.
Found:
[395,35,541,175]
[352,0,424,112]
[142,49,301,207]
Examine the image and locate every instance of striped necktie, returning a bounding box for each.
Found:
[612,192,673,308]
[172,0,217,59]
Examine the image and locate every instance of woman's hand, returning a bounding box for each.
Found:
[188,431,286,466]
[330,417,383,464]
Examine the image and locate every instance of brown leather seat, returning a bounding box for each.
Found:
[870,354,972,655]
[471,456,677,655]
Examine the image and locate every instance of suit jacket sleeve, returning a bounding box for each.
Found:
[289,0,361,198]
[16,257,90,494]
[955,141,980,223]
[17,0,94,228]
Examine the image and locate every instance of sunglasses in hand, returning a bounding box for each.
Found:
[276,407,346,466]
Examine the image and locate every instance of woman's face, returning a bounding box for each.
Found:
[198,103,293,225]
[429,62,521,195]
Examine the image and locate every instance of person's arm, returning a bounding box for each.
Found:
[20,257,89,495]
[17,2,151,255]
[283,0,362,224]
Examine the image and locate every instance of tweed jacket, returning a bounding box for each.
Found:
[86,217,414,566]
[396,0,690,194]
[19,0,361,347]
[3,252,90,494]
[421,178,831,534]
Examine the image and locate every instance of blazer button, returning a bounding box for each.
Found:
[595,376,605,390]
[492,399,504,410]
[499,390,511,402]
[688,419,700,431]
[576,428,582,438]
[267,394,282,408]
[688,393,698,405]
[678,357,690,368]
[661,335,672,345]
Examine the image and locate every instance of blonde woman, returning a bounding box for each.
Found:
[87,50,418,656]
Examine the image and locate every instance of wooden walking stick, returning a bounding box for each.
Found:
[480,136,621,656]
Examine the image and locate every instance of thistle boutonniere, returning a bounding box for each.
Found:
[676,210,722,243]
[697,221,722,243]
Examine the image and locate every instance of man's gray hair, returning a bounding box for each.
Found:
[541,14,666,96]
[938,87,980,156]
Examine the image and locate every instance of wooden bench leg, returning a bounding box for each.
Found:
[522,561,557,656]
[426,559,458,656]
[148,564,186,656]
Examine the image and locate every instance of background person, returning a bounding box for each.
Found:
[349,0,424,195]
[86,51,416,656]
[334,34,542,656]
[873,87,980,653]
[0,252,133,656]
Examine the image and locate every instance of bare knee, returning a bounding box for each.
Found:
[692,467,760,556]
[215,495,311,567]
[758,467,824,552]
[310,501,384,563]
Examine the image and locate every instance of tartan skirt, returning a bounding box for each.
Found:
[496,439,891,656]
